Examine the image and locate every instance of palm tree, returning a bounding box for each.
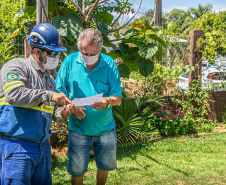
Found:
[188,4,213,18]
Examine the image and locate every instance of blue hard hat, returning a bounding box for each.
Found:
[28,23,67,52]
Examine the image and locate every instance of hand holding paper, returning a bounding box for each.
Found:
[72,93,103,107]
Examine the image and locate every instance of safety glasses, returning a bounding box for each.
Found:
[39,48,60,58]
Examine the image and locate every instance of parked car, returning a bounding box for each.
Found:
[176,67,226,92]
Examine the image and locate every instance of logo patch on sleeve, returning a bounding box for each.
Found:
[7,73,19,81]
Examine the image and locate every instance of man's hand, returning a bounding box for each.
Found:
[73,106,86,120]
[51,92,72,106]
[61,104,75,118]
[89,97,109,111]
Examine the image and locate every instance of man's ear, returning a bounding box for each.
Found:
[33,48,39,55]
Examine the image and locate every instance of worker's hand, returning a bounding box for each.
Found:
[89,97,109,111]
[51,92,72,106]
[61,104,75,118]
[73,106,86,120]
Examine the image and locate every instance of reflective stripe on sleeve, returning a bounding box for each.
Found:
[3,81,25,94]
[0,97,54,114]
[0,97,10,106]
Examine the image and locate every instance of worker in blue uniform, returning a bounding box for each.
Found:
[0,23,74,185]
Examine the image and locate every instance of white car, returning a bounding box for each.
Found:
[176,67,226,92]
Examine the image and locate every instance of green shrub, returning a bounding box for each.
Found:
[145,107,195,137]
[171,77,218,133]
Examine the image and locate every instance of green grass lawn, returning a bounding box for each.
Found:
[52,132,226,185]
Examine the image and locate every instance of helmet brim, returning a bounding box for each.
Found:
[28,40,67,52]
[43,45,67,52]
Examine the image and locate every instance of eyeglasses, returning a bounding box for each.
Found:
[39,49,60,58]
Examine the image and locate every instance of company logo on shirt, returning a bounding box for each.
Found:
[7,73,19,81]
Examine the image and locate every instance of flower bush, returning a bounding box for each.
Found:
[147,107,195,137]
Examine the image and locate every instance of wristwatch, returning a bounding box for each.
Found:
[106,97,112,108]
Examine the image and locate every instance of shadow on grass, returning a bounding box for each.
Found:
[119,145,189,176]
[116,138,193,177]
[140,152,189,176]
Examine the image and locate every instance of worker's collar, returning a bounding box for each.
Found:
[29,55,50,76]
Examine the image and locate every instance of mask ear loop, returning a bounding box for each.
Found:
[38,49,47,64]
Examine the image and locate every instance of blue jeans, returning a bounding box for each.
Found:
[67,128,117,177]
[0,135,52,185]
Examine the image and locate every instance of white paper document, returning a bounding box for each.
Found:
[72,93,103,106]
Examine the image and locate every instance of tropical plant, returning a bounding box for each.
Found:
[111,23,167,78]
[113,92,164,145]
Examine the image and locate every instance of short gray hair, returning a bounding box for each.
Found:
[77,28,103,51]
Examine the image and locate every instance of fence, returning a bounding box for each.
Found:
[209,91,226,121]
[0,24,27,58]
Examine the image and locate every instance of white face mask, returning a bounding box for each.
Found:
[42,56,59,70]
[81,53,100,65]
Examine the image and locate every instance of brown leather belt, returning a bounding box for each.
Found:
[2,134,41,143]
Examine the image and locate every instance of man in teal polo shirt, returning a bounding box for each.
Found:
[56,28,122,185]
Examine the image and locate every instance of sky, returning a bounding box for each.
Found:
[121,0,226,21]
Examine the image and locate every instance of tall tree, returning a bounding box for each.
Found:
[188,4,212,18]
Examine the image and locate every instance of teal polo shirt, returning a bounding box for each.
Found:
[56,52,122,136]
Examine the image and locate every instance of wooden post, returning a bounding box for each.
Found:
[189,30,203,87]
[41,0,49,23]
[154,0,162,26]
[36,0,42,25]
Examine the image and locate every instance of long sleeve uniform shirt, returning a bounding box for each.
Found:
[0,56,66,142]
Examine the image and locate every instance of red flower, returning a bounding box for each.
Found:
[154,112,157,114]
[159,107,163,111]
